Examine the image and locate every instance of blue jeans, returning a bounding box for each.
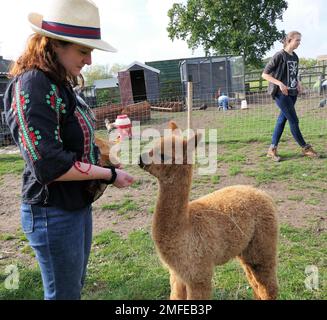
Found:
[218,96,229,111]
[271,94,306,147]
[21,203,92,300]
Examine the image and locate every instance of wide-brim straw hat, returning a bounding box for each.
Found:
[28,0,117,52]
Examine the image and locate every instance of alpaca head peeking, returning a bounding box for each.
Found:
[139,121,201,180]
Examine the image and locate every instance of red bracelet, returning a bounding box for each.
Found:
[74,161,92,175]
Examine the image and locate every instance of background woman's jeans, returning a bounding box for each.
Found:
[21,203,92,300]
[218,96,229,111]
[271,94,306,147]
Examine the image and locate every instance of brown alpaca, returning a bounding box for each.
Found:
[94,119,120,167]
[94,136,118,166]
[139,122,279,300]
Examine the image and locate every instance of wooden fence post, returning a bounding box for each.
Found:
[187,76,193,139]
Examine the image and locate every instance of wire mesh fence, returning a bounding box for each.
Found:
[1,88,326,147]
[92,89,327,144]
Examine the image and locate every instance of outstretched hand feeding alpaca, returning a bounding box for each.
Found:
[139,121,279,300]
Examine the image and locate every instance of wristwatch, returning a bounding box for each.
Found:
[103,166,117,185]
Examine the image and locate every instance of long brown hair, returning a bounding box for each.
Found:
[283,31,301,49]
[9,34,83,87]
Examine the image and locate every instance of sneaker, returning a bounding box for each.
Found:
[267,146,281,162]
[302,145,318,158]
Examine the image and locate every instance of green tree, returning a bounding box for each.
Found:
[299,58,317,69]
[83,63,127,86]
[167,0,288,67]
[83,64,112,85]
[110,63,127,76]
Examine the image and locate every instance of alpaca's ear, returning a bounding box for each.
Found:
[105,118,116,133]
[187,133,202,149]
[168,121,182,136]
[168,121,178,130]
[183,133,202,163]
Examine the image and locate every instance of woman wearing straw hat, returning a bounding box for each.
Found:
[4,0,134,300]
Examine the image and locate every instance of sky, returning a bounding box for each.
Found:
[0,0,326,68]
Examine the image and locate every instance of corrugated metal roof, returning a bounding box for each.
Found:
[93,77,118,89]
[121,61,160,74]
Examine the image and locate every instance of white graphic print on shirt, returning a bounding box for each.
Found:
[287,61,298,89]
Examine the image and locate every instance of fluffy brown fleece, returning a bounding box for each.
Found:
[94,119,120,167]
[94,136,115,166]
[139,121,279,300]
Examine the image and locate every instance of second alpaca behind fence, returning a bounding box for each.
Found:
[139,121,279,300]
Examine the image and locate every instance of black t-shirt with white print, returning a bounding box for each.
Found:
[264,49,299,96]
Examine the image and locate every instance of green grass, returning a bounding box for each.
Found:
[0,225,325,300]
[101,198,139,215]
[0,266,44,300]
[211,175,220,184]
[229,165,241,176]
[84,230,169,299]
[0,233,16,241]
[277,225,327,300]
[0,155,24,176]
[130,179,143,188]
[304,199,321,205]
[147,205,155,214]
[217,153,247,164]
[287,195,304,202]
[244,152,327,185]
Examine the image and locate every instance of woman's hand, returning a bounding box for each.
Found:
[278,82,288,95]
[262,73,289,96]
[113,169,134,188]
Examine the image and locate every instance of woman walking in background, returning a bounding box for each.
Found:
[262,31,318,162]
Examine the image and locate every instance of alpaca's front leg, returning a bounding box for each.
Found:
[186,268,213,300]
[169,270,187,300]
[186,280,212,300]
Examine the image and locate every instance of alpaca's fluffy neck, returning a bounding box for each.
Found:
[153,166,193,241]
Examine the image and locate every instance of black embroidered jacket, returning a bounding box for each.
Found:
[4,69,101,210]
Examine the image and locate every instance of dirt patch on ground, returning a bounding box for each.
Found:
[0,174,22,234]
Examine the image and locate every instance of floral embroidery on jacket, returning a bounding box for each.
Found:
[46,84,66,115]
[11,81,42,162]
[54,125,61,142]
[46,84,66,143]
